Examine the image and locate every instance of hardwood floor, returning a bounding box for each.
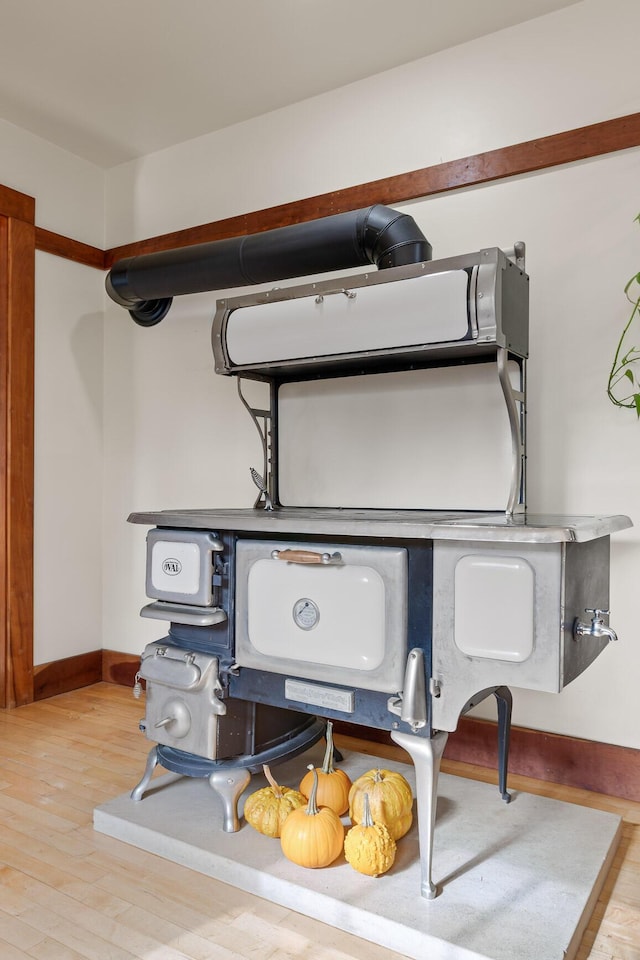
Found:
[0,683,638,960]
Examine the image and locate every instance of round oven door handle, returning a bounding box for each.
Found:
[271,548,343,565]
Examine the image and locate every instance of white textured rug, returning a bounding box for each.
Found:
[94,744,620,960]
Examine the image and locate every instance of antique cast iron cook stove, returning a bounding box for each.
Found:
[106,207,630,899]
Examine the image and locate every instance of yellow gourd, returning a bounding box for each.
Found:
[281,766,345,868]
[348,768,413,841]
[243,764,307,838]
[299,720,351,816]
[344,792,396,877]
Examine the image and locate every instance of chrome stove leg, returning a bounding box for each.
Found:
[130,745,159,801]
[208,767,252,833]
[391,729,448,900]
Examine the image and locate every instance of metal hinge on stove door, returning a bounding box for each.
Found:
[387,648,428,732]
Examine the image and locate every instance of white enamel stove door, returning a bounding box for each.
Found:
[225,269,469,367]
[235,540,407,694]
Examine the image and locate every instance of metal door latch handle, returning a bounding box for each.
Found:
[154,716,174,729]
[152,698,192,737]
[271,548,343,565]
[387,648,427,731]
[314,288,357,304]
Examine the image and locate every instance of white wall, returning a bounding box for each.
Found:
[103,0,640,748]
[34,253,105,664]
[0,118,105,664]
[0,116,104,245]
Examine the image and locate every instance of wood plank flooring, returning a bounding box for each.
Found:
[0,683,638,960]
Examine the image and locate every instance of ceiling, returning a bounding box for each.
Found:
[0,0,580,168]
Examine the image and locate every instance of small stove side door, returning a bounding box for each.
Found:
[431,540,564,733]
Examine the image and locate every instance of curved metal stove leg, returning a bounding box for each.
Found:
[208,767,252,833]
[131,746,159,801]
[494,686,512,803]
[391,729,448,900]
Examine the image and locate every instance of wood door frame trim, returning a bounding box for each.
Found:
[0,185,35,708]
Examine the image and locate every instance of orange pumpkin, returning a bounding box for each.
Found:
[348,768,413,841]
[299,720,351,816]
[281,766,344,868]
[344,792,397,877]
[243,764,307,838]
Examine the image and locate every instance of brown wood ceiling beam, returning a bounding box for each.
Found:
[25,112,640,272]
[35,227,105,270]
[103,111,640,268]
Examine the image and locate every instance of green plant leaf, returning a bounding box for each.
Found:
[607,213,640,417]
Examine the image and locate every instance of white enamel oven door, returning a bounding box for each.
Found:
[234,540,408,694]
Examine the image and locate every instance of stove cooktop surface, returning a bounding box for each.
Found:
[127,506,632,543]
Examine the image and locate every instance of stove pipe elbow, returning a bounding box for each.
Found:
[105,205,432,326]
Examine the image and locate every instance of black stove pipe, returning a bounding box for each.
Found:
[105,204,432,326]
